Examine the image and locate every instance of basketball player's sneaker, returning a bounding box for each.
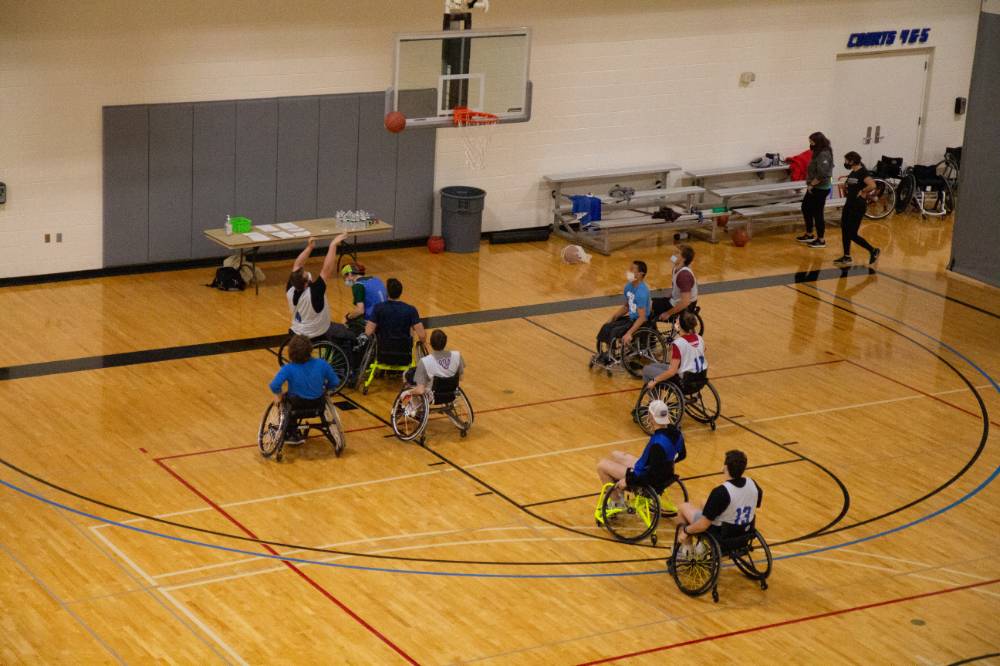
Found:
[284,428,306,446]
[808,238,827,249]
[833,255,853,266]
[659,494,678,517]
[795,233,815,243]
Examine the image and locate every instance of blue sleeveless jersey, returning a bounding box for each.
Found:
[360,277,387,319]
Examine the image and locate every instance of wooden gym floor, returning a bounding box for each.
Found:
[0,214,998,664]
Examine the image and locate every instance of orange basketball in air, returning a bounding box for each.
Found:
[384,111,406,133]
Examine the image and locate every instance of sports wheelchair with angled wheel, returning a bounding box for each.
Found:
[895,163,954,218]
[594,474,689,546]
[667,519,772,602]
[390,373,473,443]
[654,303,705,343]
[257,394,345,463]
[354,335,425,394]
[589,321,668,379]
[633,371,721,432]
[277,336,349,394]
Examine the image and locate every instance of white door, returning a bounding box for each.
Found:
[831,51,928,174]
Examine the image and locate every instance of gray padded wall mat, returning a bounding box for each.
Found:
[148,104,193,262]
[951,10,1000,288]
[103,91,436,267]
[103,106,149,267]
[355,93,397,244]
[276,96,320,223]
[317,95,360,217]
[192,102,236,259]
[235,99,279,231]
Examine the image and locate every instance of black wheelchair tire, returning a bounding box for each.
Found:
[257,402,285,458]
[390,391,430,442]
[864,178,896,220]
[623,328,667,378]
[730,530,773,582]
[668,526,721,598]
[600,484,660,544]
[685,381,721,427]
[895,173,915,213]
[321,399,346,457]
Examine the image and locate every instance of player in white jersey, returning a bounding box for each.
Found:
[405,329,465,396]
[642,311,707,388]
[286,232,348,340]
[674,450,763,557]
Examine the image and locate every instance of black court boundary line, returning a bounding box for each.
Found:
[947,653,1000,666]
[521,457,805,508]
[878,269,1000,320]
[0,266,871,382]
[786,284,990,538]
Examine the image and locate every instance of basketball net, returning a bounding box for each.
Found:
[453,107,498,170]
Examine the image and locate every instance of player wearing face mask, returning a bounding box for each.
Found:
[594,260,651,364]
[341,262,388,335]
[651,244,698,323]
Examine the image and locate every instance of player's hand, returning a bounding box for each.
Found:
[615,478,627,491]
[622,332,633,345]
[333,232,348,245]
[306,237,316,249]
[272,394,283,405]
[646,380,657,390]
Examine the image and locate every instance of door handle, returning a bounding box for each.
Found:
[863,126,872,145]
[874,125,885,143]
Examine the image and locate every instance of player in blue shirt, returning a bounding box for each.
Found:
[594,260,651,365]
[268,335,341,445]
[597,399,687,518]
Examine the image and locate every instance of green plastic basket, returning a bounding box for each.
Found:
[230,216,252,233]
[711,206,727,213]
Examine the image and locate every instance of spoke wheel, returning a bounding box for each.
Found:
[391,392,429,441]
[684,381,720,427]
[601,485,659,543]
[668,529,721,597]
[623,328,667,378]
[258,403,285,458]
[864,179,895,220]
[634,383,684,434]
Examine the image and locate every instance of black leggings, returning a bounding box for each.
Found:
[801,188,829,238]
[841,202,875,256]
[596,316,632,350]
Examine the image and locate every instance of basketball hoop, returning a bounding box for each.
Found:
[453,106,498,170]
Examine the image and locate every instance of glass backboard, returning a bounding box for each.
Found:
[388,28,532,127]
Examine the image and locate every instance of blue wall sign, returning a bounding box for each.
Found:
[847,28,930,48]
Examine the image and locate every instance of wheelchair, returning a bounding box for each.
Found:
[653,302,705,343]
[277,336,350,394]
[633,372,721,432]
[861,155,903,220]
[354,335,426,395]
[589,320,668,379]
[894,163,954,218]
[594,474,688,546]
[390,373,474,443]
[667,519,772,602]
[257,394,345,463]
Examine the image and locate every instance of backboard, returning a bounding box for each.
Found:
[387,28,532,128]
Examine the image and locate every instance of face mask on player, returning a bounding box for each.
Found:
[844,162,853,169]
[625,270,636,282]
[670,255,678,264]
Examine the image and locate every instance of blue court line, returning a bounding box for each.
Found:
[0,281,996,579]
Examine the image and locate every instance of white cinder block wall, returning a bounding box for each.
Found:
[0,0,980,278]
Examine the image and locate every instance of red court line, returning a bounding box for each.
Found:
[154,459,419,665]
[158,359,844,461]
[846,359,1000,427]
[577,577,1000,665]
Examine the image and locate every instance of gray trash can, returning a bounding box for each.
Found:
[440,186,486,253]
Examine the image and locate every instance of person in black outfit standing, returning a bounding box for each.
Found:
[796,132,834,249]
[834,151,881,266]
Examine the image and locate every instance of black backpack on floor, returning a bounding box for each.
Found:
[208,266,246,291]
